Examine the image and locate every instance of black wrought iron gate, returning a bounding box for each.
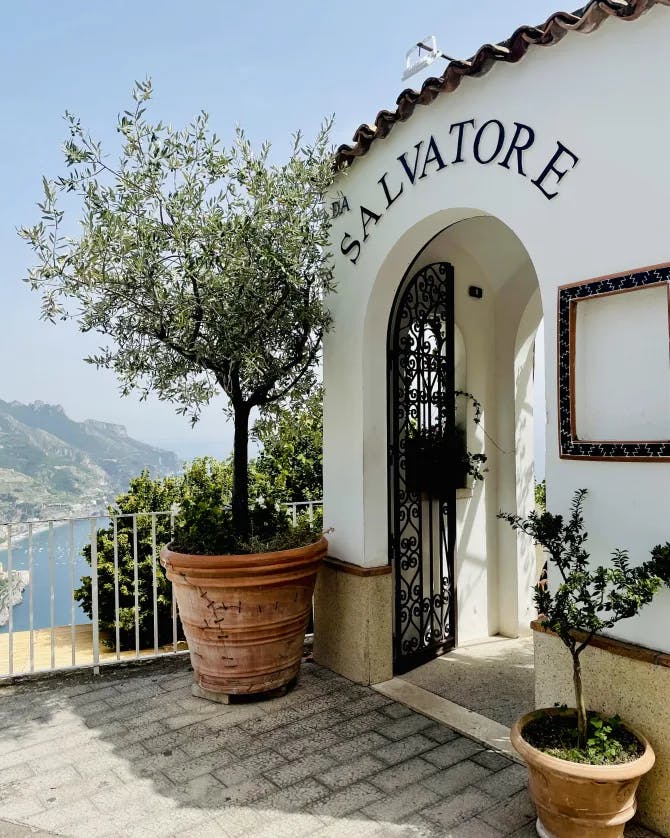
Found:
[388,262,457,674]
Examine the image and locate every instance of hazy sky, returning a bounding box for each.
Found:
[1,0,559,462]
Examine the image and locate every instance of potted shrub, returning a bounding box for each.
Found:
[499,489,670,837]
[20,80,334,700]
[405,390,487,497]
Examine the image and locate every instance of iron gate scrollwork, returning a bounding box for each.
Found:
[388,262,457,674]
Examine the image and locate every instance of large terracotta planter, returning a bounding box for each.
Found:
[511,708,655,838]
[160,536,327,699]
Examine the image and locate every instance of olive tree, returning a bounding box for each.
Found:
[500,489,670,749]
[20,79,335,539]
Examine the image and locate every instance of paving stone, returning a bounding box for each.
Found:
[246,811,325,838]
[89,778,156,813]
[275,728,341,760]
[0,763,34,788]
[9,765,80,800]
[381,701,415,720]
[0,800,46,825]
[24,799,104,834]
[377,713,435,740]
[309,781,385,818]
[447,816,507,837]
[319,754,385,789]
[421,722,459,744]
[266,751,335,787]
[203,705,267,729]
[238,707,303,734]
[38,772,127,809]
[313,814,382,838]
[180,725,265,759]
[0,819,53,837]
[327,731,389,763]
[110,720,166,747]
[508,821,541,837]
[163,749,237,783]
[422,787,498,829]
[163,710,220,730]
[67,684,121,705]
[260,777,330,810]
[422,736,483,768]
[370,755,438,792]
[472,749,514,772]
[215,807,274,838]
[218,776,278,805]
[335,711,390,739]
[422,758,492,797]
[364,781,440,824]
[215,750,287,787]
[625,825,663,838]
[339,694,392,719]
[164,771,227,806]
[478,788,536,833]
[179,818,236,838]
[474,763,529,800]
[372,733,435,765]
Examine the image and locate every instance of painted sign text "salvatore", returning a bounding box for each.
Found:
[338,118,579,265]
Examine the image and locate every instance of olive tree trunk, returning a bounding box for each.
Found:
[232,402,251,541]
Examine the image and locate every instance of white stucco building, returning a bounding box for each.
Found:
[314,1,670,832]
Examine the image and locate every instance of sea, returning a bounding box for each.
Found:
[0,518,108,633]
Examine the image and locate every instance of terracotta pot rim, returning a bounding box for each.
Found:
[510,707,655,780]
[160,535,328,571]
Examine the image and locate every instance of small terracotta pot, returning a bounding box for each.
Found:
[511,708,655,838]
[160,536,327,698]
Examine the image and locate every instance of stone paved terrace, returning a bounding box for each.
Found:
[0,658,659,838]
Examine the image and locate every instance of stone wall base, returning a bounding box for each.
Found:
[313,557,392,685]
[533,627,670,837]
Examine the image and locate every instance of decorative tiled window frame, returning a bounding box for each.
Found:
[558,263,670,461]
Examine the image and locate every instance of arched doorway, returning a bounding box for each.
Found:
[384,215,543,681]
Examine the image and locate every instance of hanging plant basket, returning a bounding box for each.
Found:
[405,425,483,497]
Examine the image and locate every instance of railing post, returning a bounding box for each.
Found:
[113,516,120,660]
[69,519,76,667]
[90,517,100,675]
[170,509,178,653]
[49,522,55,671]
[151,514,158,654]
[28,523,34,673]
[7,524,13,676]
[133,514,140,658]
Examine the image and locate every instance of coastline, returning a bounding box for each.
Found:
[0,567,30,627]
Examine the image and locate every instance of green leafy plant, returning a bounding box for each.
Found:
[524,709,642,765]
[405,390,487,495]
[170,456,322,555]
[499,488,670,753]
[20,79,335,542]
[251,386,323,504]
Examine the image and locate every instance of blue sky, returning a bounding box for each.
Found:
[0,0,559,462]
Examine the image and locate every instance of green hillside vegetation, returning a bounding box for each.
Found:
[0,400,180,526]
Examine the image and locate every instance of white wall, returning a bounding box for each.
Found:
[324,6,670,652]
[574,284,670,441]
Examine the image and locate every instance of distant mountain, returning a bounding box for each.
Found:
[0,400,181,524]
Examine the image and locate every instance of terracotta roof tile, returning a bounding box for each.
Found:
[335,0,669,169]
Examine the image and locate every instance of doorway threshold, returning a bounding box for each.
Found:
[373,677,520,763]
[373,635,535,762]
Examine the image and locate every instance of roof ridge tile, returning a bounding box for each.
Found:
[335,0,669,169]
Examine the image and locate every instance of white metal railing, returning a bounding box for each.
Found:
[0,500,322,680]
